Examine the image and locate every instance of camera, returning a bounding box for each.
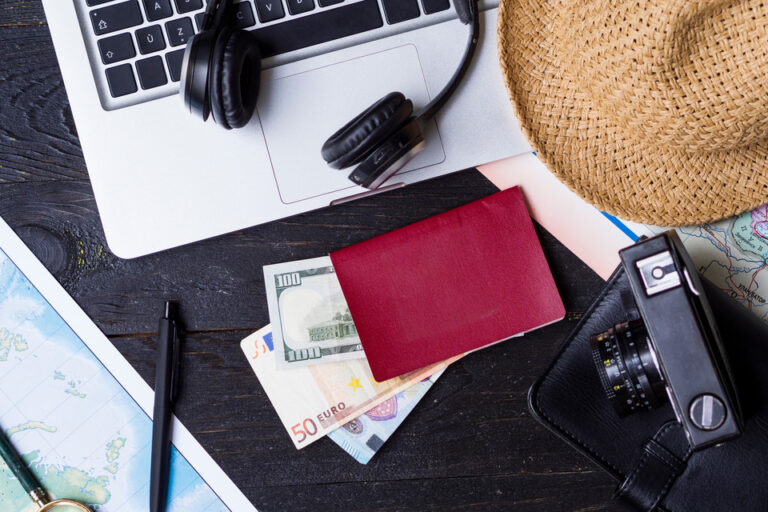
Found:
[589,231,742,449]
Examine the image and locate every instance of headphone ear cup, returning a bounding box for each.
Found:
[210,28,261,130]
[209,26,234,129]
[321,92,413,169]
[181,30,217,121]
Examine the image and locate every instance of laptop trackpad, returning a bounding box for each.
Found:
[257,44,446,204]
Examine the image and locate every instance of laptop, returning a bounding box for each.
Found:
[42,0,530,258]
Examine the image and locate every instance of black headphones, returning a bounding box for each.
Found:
[180,0,479,188]
[181,0,262,129]
[321,0,480,189]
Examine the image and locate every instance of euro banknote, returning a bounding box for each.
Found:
[263,256,365,369]
[327,368,445,463]
[241,325,459,449]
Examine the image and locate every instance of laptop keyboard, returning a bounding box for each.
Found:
[76,0,455,110]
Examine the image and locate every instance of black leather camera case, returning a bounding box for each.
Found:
[529,267,768,511]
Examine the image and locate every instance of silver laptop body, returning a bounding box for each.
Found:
[43,0,529,258]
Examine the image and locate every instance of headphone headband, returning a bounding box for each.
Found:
[453,0,475,24]
[199,0,234,32]
[417,0,479,121]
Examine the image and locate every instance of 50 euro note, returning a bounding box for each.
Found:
[241,325,460,449]
[328,368,446,464]
[264,256,365,369]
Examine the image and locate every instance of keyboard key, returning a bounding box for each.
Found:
[318,0,343,6]
[381,0,419,23]
[286,0,314,15]
[165,17,195,46]
[166,48,186,82]
[97,32,136,65]
[253,0,382,57]
[136,56,168,89]
[136,25,166,54]
[90,1,143,36]
[234,1,256,27]
[86,0,115,5]
[143,0,174,21]
[195,12,205,30]
[105,64,138,97]
[175,0,203,13]
[254,0,285,23]
[421,0,448,14]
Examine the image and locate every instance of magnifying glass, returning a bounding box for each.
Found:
[0,425,92,512]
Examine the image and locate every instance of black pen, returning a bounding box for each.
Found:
[150,301,181,512]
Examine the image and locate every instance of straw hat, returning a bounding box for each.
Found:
[497,0,768,226]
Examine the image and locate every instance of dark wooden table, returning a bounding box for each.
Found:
[0,2,623,510]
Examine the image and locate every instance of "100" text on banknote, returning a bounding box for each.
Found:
[264,256,365,368]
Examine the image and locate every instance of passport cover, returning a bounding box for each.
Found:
[330,187,565,381]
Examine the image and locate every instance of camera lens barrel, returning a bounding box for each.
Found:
[590,319,667,417]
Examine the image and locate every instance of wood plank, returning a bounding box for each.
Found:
[0,173,607,336]
[0,174,620,509]
[0,0,47,26]
[113,324,621,511]
[0,11,86,182]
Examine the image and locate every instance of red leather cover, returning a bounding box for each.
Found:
[330,187,565,381]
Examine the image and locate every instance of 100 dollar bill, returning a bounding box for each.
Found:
[264,256,365,369]
[241,325,459,449]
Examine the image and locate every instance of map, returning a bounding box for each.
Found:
[0,248,231,512]
[623,204,768,322]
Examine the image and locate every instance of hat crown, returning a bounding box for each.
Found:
[577,0,768,152]
[498,0,768,226]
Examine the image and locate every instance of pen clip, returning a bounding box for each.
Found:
[169,321,181,404]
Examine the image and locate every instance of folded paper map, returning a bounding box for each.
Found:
[241,325,459,449]
[0,218,256,511]
[622,211,768,323]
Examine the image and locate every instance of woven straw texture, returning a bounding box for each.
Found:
[497,0,768,226]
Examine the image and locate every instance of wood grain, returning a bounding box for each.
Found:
[0,1,624,511]
[0,19,86,182]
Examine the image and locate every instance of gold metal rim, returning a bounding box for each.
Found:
[37,499,93,512]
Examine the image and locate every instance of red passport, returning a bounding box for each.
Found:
[330,187,565,381]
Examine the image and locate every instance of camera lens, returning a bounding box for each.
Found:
[590,319,667,416]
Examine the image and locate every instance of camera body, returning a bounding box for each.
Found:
[590,231,742,450]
